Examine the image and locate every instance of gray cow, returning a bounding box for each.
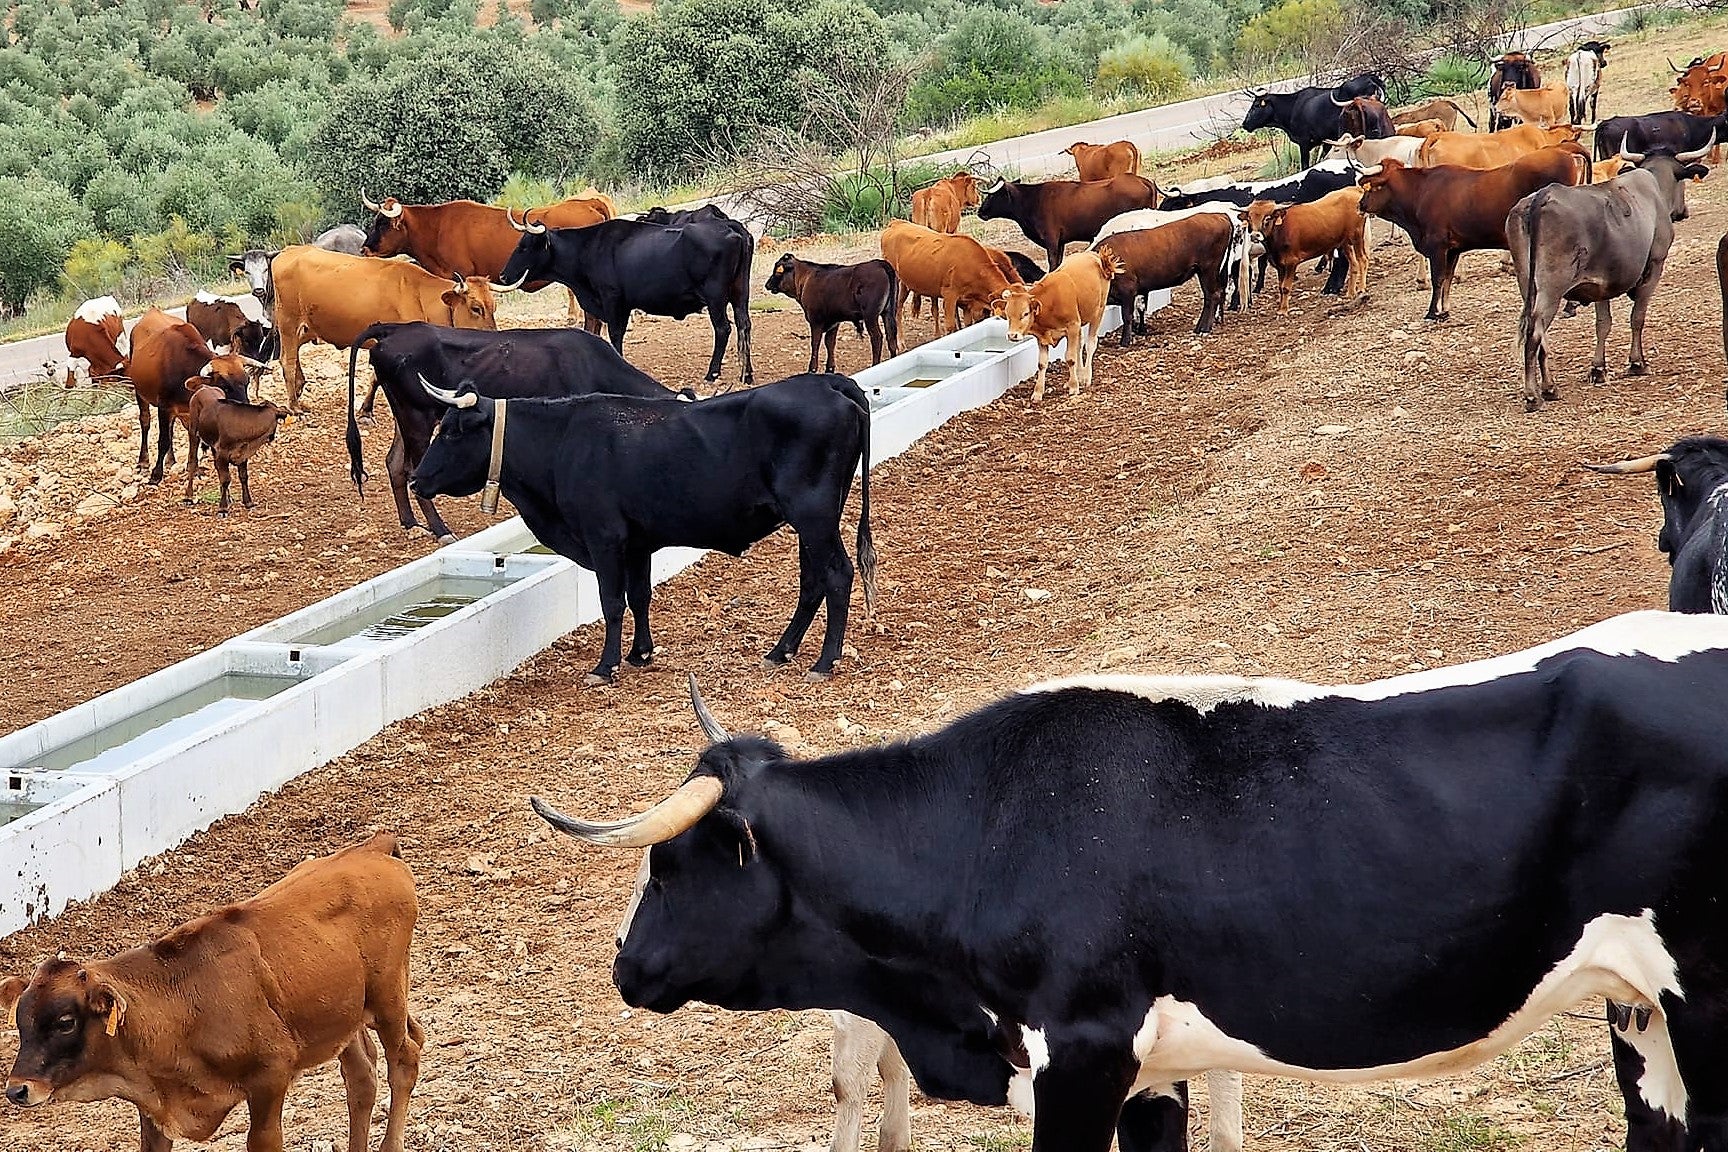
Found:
[1507,134,1713,410]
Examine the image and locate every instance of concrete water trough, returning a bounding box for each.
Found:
[0,297,1159,936]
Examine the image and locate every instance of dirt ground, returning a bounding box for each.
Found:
[4,16,1728,1152]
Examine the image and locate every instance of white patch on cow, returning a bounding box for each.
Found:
[212,344,231,356]
[73,296,121,324]
[614,850,652,948]
[1119,911,1685,1120]
[114,329,130,359]
[230,293,266,324]
[194,290,220,304]
[1093,205,1242,244]
[1007,1027,1045,1119]
[199,362,215,377]
[1027,611,1728,714]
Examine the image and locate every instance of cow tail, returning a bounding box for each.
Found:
[347,323,386,500]
[1517,189,1547,366]
[1447,98,1477,129]
[855,389,877,614]
[883,263,901,352]
[1718,236,1728,373]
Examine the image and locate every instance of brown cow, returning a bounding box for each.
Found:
[186,290,275,361]
[1246,188,1369,314]
[1063,140,1141,180]
[360,192,611,324]
[880,220,1017,335]
[1091,212,1238,341]
[1396,118,1446,139]
[764,254,900,372]
[1357,146,1587,320]
[1392,97,1476,132]
[1495,81,1571,129]
[1670,52,1728,115]
[184,384,288,513]
[59,296,128,388]
[1,832,421,1152]
[991,247,1125,402]
[125,308,267,483]
[978,174,1160,268]
[270,246,504,412]
[1418,123,1581,169]
[910,171,981,234]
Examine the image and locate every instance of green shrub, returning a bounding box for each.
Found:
[0,174,92,313]
[62,237,132,299]
[1236,0,1344,65]
[1418,53,1489,97]
[905,9,1085,126]
[132,215,219,281]
[1096,33,1194,101]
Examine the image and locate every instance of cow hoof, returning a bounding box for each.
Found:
[437,533,457,545]
[1627,362,1649,377]
[626,652,654,668]
[761,655,792,671]
[1524,396,1543,413]
[357,414,376,428]
[1425,311,1449,322]
[805,669,833,683]
[583,671,614,687]
[181,498,193,506]
[1589,366,1607,383]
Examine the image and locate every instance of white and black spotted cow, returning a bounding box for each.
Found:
[537,612,1728,1152]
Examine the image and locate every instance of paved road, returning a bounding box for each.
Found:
[0,2,1659,392]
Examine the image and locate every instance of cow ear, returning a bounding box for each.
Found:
[441,289,464,309]
[79,971,126,1036]
[1027,298,1041,319]
[1,976,23,1028]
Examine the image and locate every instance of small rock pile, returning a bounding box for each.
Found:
[0,410,150,555]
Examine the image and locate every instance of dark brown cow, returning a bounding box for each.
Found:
[1357,145,1587,320]
[977,174,1160,269]
[1092,214,1237,341]
[1,832,421,1152]
[124,308,267,483]
[1489,52,1543,131]
[764,254,900,373]
[1338,97,1395,139]
[186,291,276,361]
[184,384,288,513]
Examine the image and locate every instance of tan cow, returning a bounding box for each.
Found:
[1418,123,1581,169]
[910,171,981,234]
[880,219,1017,335]
[1245,188,1368,314]
[1494,81,1572,128]
[991,247,1125,402]
[1392,97,1476,132]
[2,832,422,1152]
[1396,118,1446,139]
[270,245,505,412]
[1064,140,1141,180]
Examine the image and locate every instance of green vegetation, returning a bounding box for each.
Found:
[0,0,1673,320]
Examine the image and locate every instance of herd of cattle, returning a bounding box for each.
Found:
[18,33,1728,1152]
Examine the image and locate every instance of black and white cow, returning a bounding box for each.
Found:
[1591,439,1728,613]
[534,613,1728,1152]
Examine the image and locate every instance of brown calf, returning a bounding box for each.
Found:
[1064,140,1141,180]
[1094,213,1238,341]
[184,384,289,513]
[1357,146,1587,320]
[1494,81,1571,128]
[1418,123,1581,169]
[764,254,900,372]
[125,308,268,484]
[2,832,422,1152]
[910,172,981,234]
[881,220,1017,335]
[1246,188,1369,314]
[1392,97,1476,132]
[992,247,1125,402]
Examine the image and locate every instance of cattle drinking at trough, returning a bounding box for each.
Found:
[765,254,900,374]
[409,373,876,683]
[1590,440,1728,613]
[535,611,1728,1152]
[1488,51,1543,130]
[1508,137,1711,410]
[1568,41,1610,124]
[183,385,288,513]
[1063,140,1141,180]
[0,832,421,1152]
[1246,187,1370,313]
[1358,145,1588,320]
[270,245,505,413]
[977,173,1159,269]
[346,321,689,543]
[880,219,1019,335]
[58,296,128,387]
[496,213,756,386]
[1240,74,1388,166]
[124,307,267,483]
[992,247,1124,401]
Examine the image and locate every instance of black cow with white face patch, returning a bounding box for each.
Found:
[409,374,875,683]
[536,614,1728,1152]
[1592,439,1728,613]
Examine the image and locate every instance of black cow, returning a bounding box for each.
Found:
[1591,439,1728,613]
[345,322,690,542]
[764,254,900,373]
[497,215,755,385]
[534,611,1728,1152]
[1002,252,1045,283]
[1489,52,1543,131]
[1240,74,1387,167]
[410,373,876,682]
[1596,110,1728,159]
[1159,157,1360,294]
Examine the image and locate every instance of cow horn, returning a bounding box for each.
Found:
[983,178,1006,194]
[506,207,528,232]
[419,374,478,409]
[689,673,730,743]
[1619,137,1645,163]
[239,356,270,370]
[491,270,527,292]
[1677,132,1716,162]
[510,208,548,235]
[529,776,725,848]
[1586,453,1672,474]
[374,194,402,219]
[361,188,381,211]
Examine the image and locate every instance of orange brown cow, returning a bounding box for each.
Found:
[59,296,128,387]
[1417,123,1581,169]
[1670,52,1728,115]
[124,308,268,483]
[880,219,1018,335]
[991,247,1125,402]
[1494,81,1572,129]
[1063,140,1141,181]
[1,832,422,1152]
[1246,187,1369,314]
[910,171,981,234]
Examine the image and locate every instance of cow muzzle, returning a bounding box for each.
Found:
[5,1079,48,1107]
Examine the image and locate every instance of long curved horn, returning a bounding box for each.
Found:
[1677,132,1716,163]
[491,269,527,292]
[361,188,382,212]
[239,355,270,370]
[419,374,477,409]
[1587,453,1671,474]
[1619,137,1645,163]
[381,199,402,219]
[526,215,547,235]
[983,178,1005,195]
[1331,92,1351,107]
[689,674,730,743]
[507,207,528,232]
[529,777,724,848]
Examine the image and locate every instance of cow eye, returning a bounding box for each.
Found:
[53,1014,76,1033]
